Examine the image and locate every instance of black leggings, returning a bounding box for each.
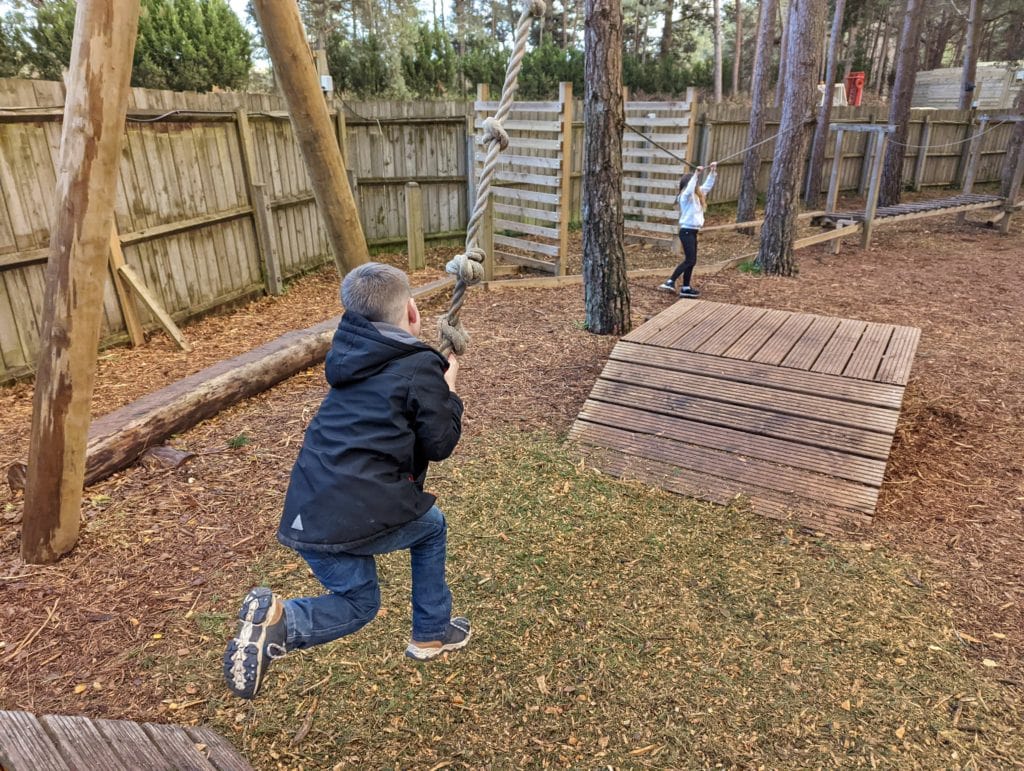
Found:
[670,228,698,286]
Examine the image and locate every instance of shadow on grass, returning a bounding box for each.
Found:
[170,433,1022,768]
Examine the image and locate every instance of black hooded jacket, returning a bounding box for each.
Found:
[277,312,463,552]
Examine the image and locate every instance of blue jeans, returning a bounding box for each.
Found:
[282,506,453,649]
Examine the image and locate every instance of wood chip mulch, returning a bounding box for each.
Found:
[0,212,1021,722]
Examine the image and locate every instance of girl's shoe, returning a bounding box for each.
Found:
[405,617,472,661]
[678,286,701,298]
[656,280,676,293]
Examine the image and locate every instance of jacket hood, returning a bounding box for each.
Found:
[325,311,440,386]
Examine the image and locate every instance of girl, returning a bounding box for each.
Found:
[658,161,717,298]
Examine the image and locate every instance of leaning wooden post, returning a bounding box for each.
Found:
[860,128,890,249]
[911,113,932,192]
[957,114,988,224]
[557,81,574,277]
[21,0,141,564]
[405,182,426,272]
[825,127,844,214]
[252,0,368,275]
[857,112,875,195]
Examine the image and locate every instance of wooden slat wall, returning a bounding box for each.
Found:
[474,95,567,267]
[622,94,695,239]
[698,104,1015,204]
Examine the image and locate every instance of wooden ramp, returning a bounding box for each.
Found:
[570,301,920,534]
[0,711,252,770]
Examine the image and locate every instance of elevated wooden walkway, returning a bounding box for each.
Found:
[816,192,1003,227]
[570,301,920,534]
[0,711,251,770]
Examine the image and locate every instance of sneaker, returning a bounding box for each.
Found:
[223,587,288,699]
[405,617,472,661]
[678,286,701,298]
[656,280,676,293]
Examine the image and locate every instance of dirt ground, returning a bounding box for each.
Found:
[0,204,1021,741]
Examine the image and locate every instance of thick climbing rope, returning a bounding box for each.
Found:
[438,0,547,357]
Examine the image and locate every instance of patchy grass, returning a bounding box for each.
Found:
[158,433,1020,768]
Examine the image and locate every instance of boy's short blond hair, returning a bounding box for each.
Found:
[341,263,411,325]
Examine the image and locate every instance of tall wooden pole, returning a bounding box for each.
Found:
[713,0,724,103]
[252,0,369,275]
[958,0,982,110]
[21,0,141,564]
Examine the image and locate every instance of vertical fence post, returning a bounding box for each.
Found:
[405,181,425,271]
[235,107,281,294]
[911,113,932,192]
[557,81,574,277]
[958,115,988,224]
[956,113,976,186]
[825,128,844,214]
[857,112,875,195]
[251,183,283,294]
[698,113,712,166]
[861,129,889,249]
[335,101,349,168]
[107,226,145,346]
[481,196,494,281]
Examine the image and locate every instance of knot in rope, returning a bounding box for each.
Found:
[438,316,470,356]
[445,246,487,285]
[529,0,546,17]
[481,116,510,151]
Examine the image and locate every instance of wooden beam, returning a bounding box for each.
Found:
[117,265,192,352]
[911,114,932,192]
[21,0,142,565]
[7,278,454,494]
[250,184,283,295]
[107,228,145,347]
[118,205,252,246]
[557,82,573,277]
[251,0,369,275]
[793,223,862,249]
[405,182,425,272]
[234,106,280,294]
[861,131,888,249]
[958,115,988,225]
[825,129,844,214]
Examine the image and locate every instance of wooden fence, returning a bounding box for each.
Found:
[1,76,1018,383]
[695,104,1017,204]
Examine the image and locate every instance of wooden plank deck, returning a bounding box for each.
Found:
[570,300,920,534]
[0,711,252,770]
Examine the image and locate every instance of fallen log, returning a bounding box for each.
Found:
[8,277,453,493]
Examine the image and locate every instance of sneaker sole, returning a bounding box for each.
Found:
[405,618,472,661]
[656,285,676,293]
[404,631,472,661]
[223,588,276,699]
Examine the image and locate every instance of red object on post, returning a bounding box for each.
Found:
[846,71,866,106]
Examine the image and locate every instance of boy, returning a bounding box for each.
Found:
[223,262,469,700]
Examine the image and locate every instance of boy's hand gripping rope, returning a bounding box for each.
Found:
[438,0,546,357]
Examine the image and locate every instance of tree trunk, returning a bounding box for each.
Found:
[879,0,925,207]
[804,0,846,207]
[732,0,743,95]
[736,0,777,225]
[874,10,892,96]
[774,0,791,106]
[841,24,857,81]
[660,0,674,57]
[713,0,723,102]
[583,0,630,335]
[253,0,369,275]
[755,0,826,276]
[959,0,982,109]
[21,0,141,564]
[1001,85,1024,199]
